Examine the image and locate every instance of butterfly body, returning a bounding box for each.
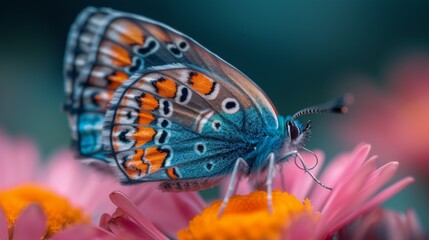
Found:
[64,7,343,207]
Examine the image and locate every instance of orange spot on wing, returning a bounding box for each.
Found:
[112,19,145,45]
[145,24,170,42]
[112,126,120,151]
[188,72,216,96]
[139,93,159,111]
[93,91,113,109]
[138,111,155,125]
[108,71,129,89]
[132,126,156,146]
[100,41,132,67]
[166,167,179,180]
[123,148,149,178]
[145,147,167,173]
[153,78,177,98]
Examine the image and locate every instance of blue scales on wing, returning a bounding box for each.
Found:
[103,67,264,191]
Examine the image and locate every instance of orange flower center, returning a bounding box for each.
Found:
[178,191,316,240]
[0,184,89,238]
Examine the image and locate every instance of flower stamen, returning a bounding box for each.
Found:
[178,191,316,240]
[0,184,89,238]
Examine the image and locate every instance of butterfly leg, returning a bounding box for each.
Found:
[279,164,286,192]
[266,152,275,212]
[218,158,248,217]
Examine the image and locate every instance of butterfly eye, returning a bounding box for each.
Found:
[287,121,300,141]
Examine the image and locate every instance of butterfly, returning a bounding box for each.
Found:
[64,7,350,214]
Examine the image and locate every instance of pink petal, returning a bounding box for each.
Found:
[357,162,399,201]
[50,224,117,240]
[109,191,167,240]
[44,150,83,197]
[319,161,373,215]
[353,177,414,220]
[385,211,408,240]
[310,145,372,210]
[283,215,316,239]
[43,150,121,215]
[279,150,325,201]
[170,192,206,219]
[324,160,393,221]
[404,210,425,239]
[129,187,205,237]
[118,184,153,208]
[13,204,47,240]
[99,213,112,231]
[315,164,375,237]
[155,192,204,236]
[0,131,39,188]
[326,177,414,237]
[351,209,384,240]
[109,216,159,240]
[0,207,9,240]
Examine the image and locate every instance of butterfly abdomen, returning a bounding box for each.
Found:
[158,177,223,192]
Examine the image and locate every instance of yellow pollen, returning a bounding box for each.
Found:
[0,184,90,238]
[178,190,316,240]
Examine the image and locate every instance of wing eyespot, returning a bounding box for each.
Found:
[175,85,192,105]
[194,142,206,155]
[177,40,189,51]
[159,99,173,117]
[127,57,143,73]
[221,98,240,114]
[212,120,222,131]
[204,161,215,171]
[157,118,171,128]
[155,129,170,144]
[167,43,183,58]
[135,37,159,56]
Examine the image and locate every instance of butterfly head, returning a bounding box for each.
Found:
[281,94,353,155]
[286,118,311,149]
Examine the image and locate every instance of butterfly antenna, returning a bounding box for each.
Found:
[290,93,353,122]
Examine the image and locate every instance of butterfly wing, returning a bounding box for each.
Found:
[103,67,256,188]
[65,7,280,189]
[64,7,137,161]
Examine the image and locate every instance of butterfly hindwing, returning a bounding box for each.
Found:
[103,67,253,184]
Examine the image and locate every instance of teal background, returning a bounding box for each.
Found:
[1,0,428,231]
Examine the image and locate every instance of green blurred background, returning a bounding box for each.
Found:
[1,0,428,231]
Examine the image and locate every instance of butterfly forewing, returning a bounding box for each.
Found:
[64,8,134,160]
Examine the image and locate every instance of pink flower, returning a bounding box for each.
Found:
[337,208,426,240]
[0,129,208,239]
[99,190,206,239]
[0,130,123,239]
[99,144,419,239]
[337,54,429,176]
[220,144,415,239]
